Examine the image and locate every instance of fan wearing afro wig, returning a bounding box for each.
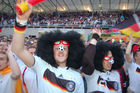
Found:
[81,30,124,93]
[12,5,85,93]
[12,30,85,93]
[36,31,85,69]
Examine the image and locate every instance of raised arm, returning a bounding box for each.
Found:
[125,34,134,63]
[12,0,34,67]
[7,46,21,79]
[81,28,101,75]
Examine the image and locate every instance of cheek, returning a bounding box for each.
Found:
[102,61,106,67]
[103,61,108,67]
[65,50,69,57]
[53,51,57,58]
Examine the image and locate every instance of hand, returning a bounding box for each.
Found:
[129,33,134,42]
[6,44,12,54]
[91,28,102,37]
[16,0,33,21]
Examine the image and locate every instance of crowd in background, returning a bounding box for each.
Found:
[0,9,140,93]
[0,11,137,28]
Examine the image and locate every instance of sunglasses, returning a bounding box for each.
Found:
[54,40,70,47]
[103,56,114,64]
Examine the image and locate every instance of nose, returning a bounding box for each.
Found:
[58,46,65,51]
[109,59,114,64]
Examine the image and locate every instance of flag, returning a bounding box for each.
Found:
[15,0,46,15]
[0,26,2,33]
[110,14,140,37]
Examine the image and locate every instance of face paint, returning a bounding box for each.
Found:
[58,46,65,51]
[54,40,70,47]
[104,56,114,64]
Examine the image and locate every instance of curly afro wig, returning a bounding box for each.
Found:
[94,41,124,72]
[36,30,85,69]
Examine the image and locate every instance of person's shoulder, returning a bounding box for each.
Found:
[111,70,120,76]
[34,55,47,64]
[68,68,82,77]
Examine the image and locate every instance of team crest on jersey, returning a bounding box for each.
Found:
[66,81,75,92]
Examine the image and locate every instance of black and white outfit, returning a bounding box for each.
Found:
[82,41,124,93]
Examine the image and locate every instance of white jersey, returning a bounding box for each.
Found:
[85,70,122,93]
[14,54,37,93]
[0,72,16,93]
[125,62,140,93]
[32,55,84,93]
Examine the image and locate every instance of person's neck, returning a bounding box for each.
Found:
[57,62,66,67]
[103,69,107,72]
[103,69,110,72]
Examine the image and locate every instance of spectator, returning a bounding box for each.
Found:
[12,1,85,93]
[125,34,140,93]
[81,29,124,93]
[0,46,21,93]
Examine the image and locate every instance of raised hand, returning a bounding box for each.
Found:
[129,33,134,42]
[16,0,33,21]
[6,44,12,54]
[91,28,102,37]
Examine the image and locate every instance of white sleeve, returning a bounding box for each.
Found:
[124,60,133,70]
[74,74,85,93]
[31,55,48,75]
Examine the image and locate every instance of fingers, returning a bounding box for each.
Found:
[6,44,11,53]
[92,28,101,33]
[92,28,102,37]
[129,33,134,41]
[18,4,32,20]
[16,0,32,20]
[16,0,20,4]
[92,29,97,33]
[25,5,32,17]
[21,0,25,3]
[28,3,33,10]
[129,33,133,38]
[16,0,26,4]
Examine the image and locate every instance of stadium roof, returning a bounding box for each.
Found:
[0,0,140,14]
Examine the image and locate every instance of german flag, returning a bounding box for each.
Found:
[110,14,140,37]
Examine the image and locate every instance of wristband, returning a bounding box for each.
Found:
[90,38,97,45]
[16,17,27,26]
[14,19,27,33]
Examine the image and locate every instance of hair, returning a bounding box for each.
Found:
[110,43,124,70]
[36,30,85,69]
[94,41,124,72]
[133,49,140,61]
[0,51,9,62]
